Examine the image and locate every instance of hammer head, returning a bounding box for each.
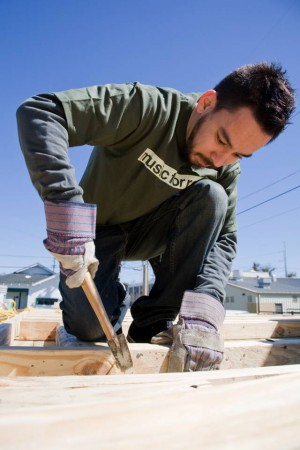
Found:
[108,333,134,374]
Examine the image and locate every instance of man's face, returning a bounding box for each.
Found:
[185,94,272,169]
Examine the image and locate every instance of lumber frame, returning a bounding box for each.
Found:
[1,337,300,376]
[1,312,300,376]
[12,313,300,342]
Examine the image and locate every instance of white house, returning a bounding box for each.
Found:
[127,269,300,315]
[225,270,300,314]
[0,285,7,303]
[0,263,62,309]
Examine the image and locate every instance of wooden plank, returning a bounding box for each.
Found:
[0,347,115,376]
[17,319,62,341]
[0,368,299,449]
[6,309,300,341]
[1,338,300,376]
[1,363,300,389]
[221,317,300,339]
[0,344,169,376]
[57,325,300,370]
[11,340,55,347]
[222,338,300,369]
[57,316,300,342]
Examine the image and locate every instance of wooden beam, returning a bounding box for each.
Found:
[0,367,300,449]
[17,319,61,341]
[0,342,169,376]
[221,316,300,339]
[0,347,115,376]
[1,337,300,376]
[10,310,300,341]
[223,338,300,369]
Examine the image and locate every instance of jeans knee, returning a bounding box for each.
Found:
[64,316,105,342]
[193,179,228,218]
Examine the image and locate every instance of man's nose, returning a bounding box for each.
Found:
[210,151,229,168]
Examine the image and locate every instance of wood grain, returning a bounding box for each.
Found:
[0,367,299,449]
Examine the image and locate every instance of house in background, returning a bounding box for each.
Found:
[127,279,155,303]
[0,263,61,309]
[127,269,300,315]
[0,285,7,303]
[225,270,300,314]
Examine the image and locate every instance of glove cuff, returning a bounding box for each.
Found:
[44,200,96,238]
[179,291,225,330]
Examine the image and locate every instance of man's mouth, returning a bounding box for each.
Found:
[193,153,213,168]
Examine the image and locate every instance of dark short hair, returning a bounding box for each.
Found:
[214,62,295,141]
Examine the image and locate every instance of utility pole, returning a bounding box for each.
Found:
[142,261,149,295]
[283,242,288,277]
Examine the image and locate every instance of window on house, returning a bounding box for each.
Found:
[292,296,298,303]
[35,298,58,306]
[247,295,253,303]
[225,296,234,303]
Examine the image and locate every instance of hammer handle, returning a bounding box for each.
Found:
[81,272,117,342]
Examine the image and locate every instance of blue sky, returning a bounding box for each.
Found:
[0,0,299,284]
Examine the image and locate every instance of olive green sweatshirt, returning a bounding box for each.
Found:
[17,82,240,233]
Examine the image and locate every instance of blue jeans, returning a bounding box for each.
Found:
[59,179,228,340]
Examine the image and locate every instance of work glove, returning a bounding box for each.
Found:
[43,200,99,288]
[152,292,225,372]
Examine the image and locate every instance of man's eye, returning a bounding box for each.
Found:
[217,134,226,146]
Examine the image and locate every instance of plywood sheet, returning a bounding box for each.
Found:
[0,367,299,449]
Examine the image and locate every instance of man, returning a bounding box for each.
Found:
[17,62,295,372]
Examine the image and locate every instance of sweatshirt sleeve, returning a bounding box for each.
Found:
[16,93,84,202]
[16,83,144,202]
[195,164,240,303]
[195,231,237,303]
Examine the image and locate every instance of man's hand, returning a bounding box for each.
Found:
[152,291,225,372]
[168,317,224,371]
[43,200,99,288]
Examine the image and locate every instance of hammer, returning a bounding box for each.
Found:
[82,272,134,373]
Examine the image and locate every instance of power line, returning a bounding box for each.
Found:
[121,263,143,272]
[0,254,51,259]
[239,169,300,201]
[0,265,55,270]
[234,250,283,261]
[249,0,296,55]
[291,109,300,120]
[237,185,300,215]
[238,205,300,230]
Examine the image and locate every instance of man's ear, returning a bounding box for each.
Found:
[196,90,217,113]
